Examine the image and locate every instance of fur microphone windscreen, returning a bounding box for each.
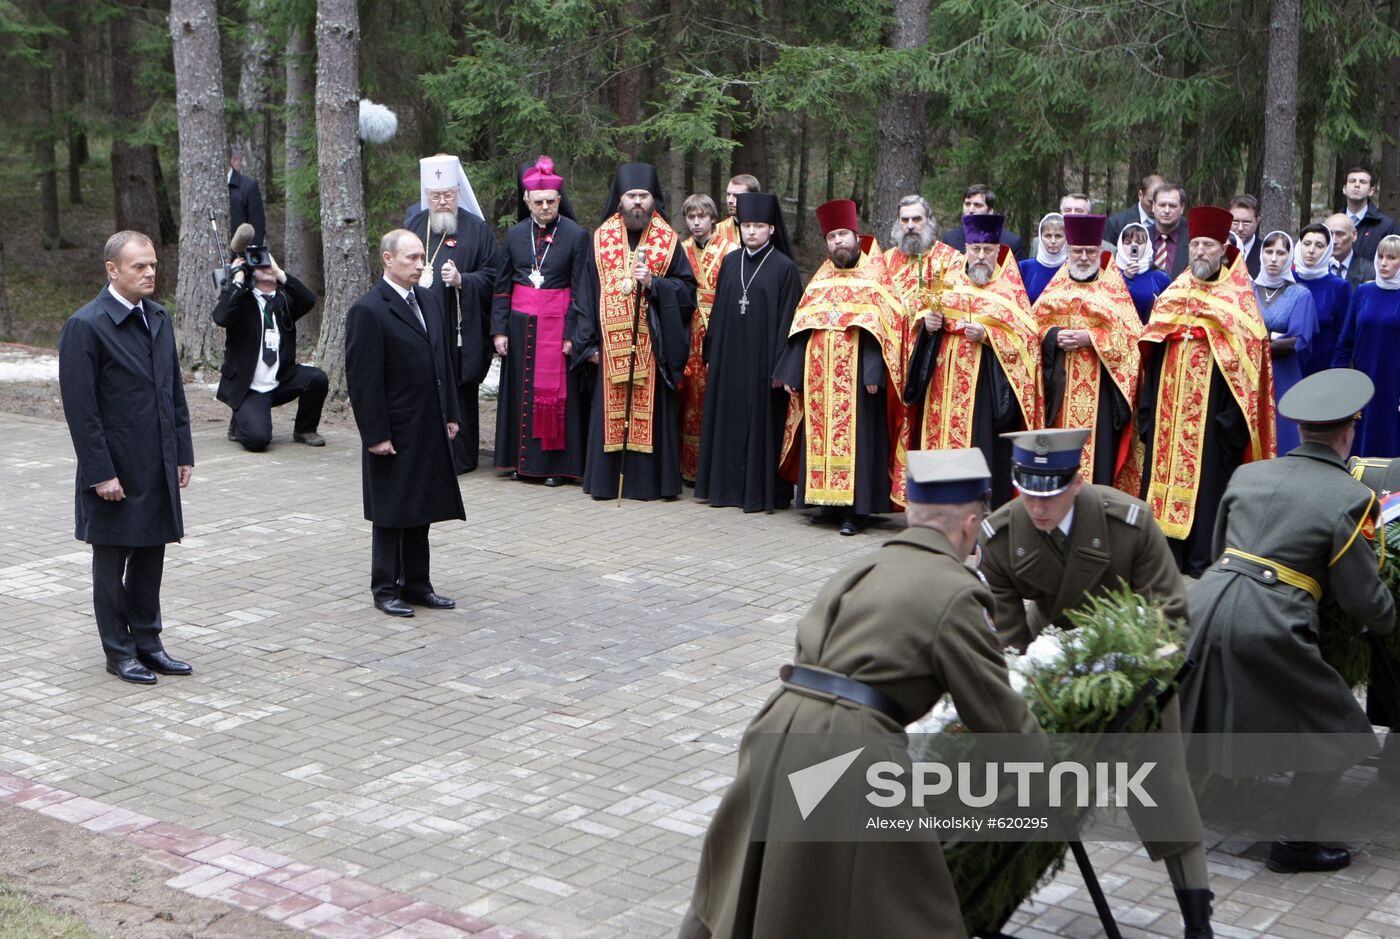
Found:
[229,222,256,256]
[358,99,398,145]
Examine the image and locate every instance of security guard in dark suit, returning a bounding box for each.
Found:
[978,427,1213,939]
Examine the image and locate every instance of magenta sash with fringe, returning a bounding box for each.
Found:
[512,284,571,450]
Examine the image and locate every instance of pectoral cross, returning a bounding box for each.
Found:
[738,294,750,315]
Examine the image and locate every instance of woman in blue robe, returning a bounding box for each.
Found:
[1292,222,1351,376]
[1333,234,1400,458]
[1253,231,1318,453]
[1020,212,1065,305]
[1116,222,1170,323]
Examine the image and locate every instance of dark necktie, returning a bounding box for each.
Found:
[406,290,426,331]
[1047,528,1068,559]
[260,294,277,366]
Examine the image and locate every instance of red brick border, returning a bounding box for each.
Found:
[0,771,543,939]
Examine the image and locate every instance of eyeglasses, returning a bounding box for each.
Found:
[426,191,458,205]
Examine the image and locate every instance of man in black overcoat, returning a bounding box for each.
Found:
[212,248,328,451]
[404,154,502,473]
[345,229,467,617]
[227,146,266,244]
[58,231,195,684]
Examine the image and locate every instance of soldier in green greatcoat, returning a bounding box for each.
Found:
[1178,368,1395,874]
[978,427,1213,939]
[677,449,1043,939]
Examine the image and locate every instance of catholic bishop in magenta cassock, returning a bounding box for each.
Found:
[680,202,739,482]
[903,214,1042,508]
[1138,205,1276,576]
[1034,213,1144,493]
[774,200,906,535]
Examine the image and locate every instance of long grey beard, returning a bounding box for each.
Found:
[429,210,458,235]
[899,228,935,257]
[1069,263,1099,282]
[968,261,994,286]
[1191,259,1220,280]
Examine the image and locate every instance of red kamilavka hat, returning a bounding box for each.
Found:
[1187,206,1233,244]
[816,199,859,236]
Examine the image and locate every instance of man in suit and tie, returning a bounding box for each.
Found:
[1229,194,1263,279]
[1341,166,1399,263]
[213,244,328,451]
[345,230,466,617]
[227,145,267,244]
[1104,172,1166,247]
[58,231,195,684]
[1326,213,1376,287]
[938,184,1027,260]
[1147,182,1190,278]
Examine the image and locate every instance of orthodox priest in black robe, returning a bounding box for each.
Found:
[570,162,697,501]
[491,157,590,484]
[695,192,801,512]
[405,154,502,474]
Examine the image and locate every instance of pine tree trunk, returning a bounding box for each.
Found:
[1299,118,1316,230]
[0,239,10,340]
[283,22,321,301]
[1380,0,1400,213]
[796,114,809,246]
[170,0,230,371]
[64,35,86,206]
[110,7,163,265]
[235,2,276,202]
[1260,0,1298,236]
[29,43,61,250]
[313,0,371,398]
[732,84,769,182]
[872,0,928,238]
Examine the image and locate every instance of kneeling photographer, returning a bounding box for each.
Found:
[214,224,329,451]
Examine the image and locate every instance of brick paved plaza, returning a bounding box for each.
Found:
[4,409,1400,938]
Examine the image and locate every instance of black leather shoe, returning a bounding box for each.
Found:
[1267,840,1351,873]
[544,477,561,487]
[294,431,326,447]
[106,658,157,684]
[403,591,456,609]
[838,520,860,536]
[375,597,415,617]
[137,650,192,675]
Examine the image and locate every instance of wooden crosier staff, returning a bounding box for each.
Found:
[617,247,648,506]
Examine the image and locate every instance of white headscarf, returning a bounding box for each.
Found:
[1116,222,1152,277]
[1292,227,1334,281]
[1035,213,1067,267]
[1253,231,1296,288]
[1375,241,1400,290]
[418,154,485,220]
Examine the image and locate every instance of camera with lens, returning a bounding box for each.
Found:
[242,244,273,269]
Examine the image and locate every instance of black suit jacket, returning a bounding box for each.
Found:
[345,279,465,528]
[1146,222,1190,277]
[228,170,267,244]
[58,291,194,547]
[1340,253,1376,288]
[1103,204,1148,248]
[212,273,318,409]
[939,225,1027,262]
[1353,204,1399,265]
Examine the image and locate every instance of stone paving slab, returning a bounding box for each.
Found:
[2,409,1399,938]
